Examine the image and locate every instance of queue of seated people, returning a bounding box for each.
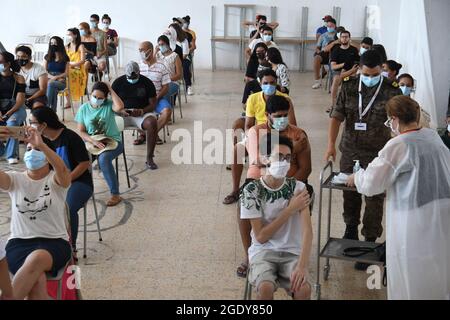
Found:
[0,13,197,300]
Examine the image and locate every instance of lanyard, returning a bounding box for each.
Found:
[358,76,383,121]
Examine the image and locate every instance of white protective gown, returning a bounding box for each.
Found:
[355,128,450,300]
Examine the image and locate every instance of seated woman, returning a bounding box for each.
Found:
[267,47,290,94]
[30,107,93,259]
[43,36,70,112]
[242,43,270,105]
[156,35,183,102]
[0,126,72,300]
[0,51,27,165]
[66,28,87,110]
[15,46,48,109]
[0,238,13,300]
[79,22,99,78]
[102,14,119,57]
[75,81,125,207]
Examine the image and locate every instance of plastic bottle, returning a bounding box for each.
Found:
[353,160,361,174]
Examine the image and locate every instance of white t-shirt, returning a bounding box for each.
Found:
[156,51,178,79]
[139,61,171,96]
[19,62,47,96]
[178,40,189,56]
[240,177,305,262]
[0,238,5,260]
[1,171,69,241]
[248,38,279,52]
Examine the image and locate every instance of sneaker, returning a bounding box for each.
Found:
[343,225,359,240]
[7,158,19,165]
[312,81,321,89]
[187,87,194,96]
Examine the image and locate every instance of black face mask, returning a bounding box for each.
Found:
[18,59,29,67]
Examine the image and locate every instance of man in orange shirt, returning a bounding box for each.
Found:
[236,95,313,278]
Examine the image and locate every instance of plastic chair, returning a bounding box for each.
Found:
[46,260,71,300]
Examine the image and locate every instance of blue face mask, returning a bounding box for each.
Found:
[24,149,47,171]
[361,75,381,88]
[159,45,169,54]
[327,27,336,33]
[272,116,289,132]
[127,78,139,84]
[261,84,276,96]
[400,86,412,96]
[262,35,272,42]
[80,30,86,37]
[90,96,105,107]
[90,22,98,29]
[0,64,5,73]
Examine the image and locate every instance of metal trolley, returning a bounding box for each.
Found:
[314,161,385,300]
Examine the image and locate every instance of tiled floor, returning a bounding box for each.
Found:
[0,70,386,300]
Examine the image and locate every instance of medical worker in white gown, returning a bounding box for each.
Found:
[347,96,450,300]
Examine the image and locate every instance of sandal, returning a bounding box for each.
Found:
[156,137,164,145]
[223,191,239,205]
[107,195,123,207]
[133,134,146,145]
[236,262,248,278]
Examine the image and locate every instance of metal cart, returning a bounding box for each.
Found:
[314,161,385,300]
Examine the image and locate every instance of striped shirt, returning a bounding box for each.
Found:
[139,61,171,95]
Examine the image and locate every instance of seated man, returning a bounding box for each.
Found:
[236,95,312,278]
[223,69,296,205]
[312,18,337,89]
[112,61,159,170]
[16,46,48,109]
[246,25,278,61]
[0,238,13,300]
[138,41,172,144]
[241,134,313,300]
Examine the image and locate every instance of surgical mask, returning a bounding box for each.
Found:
[262,35,272,42]
[90,96,105,108]
[361,74,381,88]
[385,118,400,136]
[337,32,341,39]
[182,23,189,30]
[400,86,412,96]
[360,47,368,55]
[140,50,150,60]
[90,22,98,29]
[80,30,87,37]
[261,84,276,96]
[268,160,290,179]
[272,116,289,131]
[159,45,169,54]
[127,78,139,84]
[327,27,335,33]
[102,23,110,29]
[24,149,47,171]
[0,64,5,73]
[381,71,389,78]
[18,59,29,67]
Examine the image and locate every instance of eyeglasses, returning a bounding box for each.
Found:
[269,153,292,163]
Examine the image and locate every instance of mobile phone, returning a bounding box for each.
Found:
[4,126,27,140]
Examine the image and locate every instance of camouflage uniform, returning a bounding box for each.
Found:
[330,75,402,239]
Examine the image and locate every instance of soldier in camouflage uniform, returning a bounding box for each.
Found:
[325,50,402,269]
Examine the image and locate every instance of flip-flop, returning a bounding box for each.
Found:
[223,192,239,205]
[236,262,248,278]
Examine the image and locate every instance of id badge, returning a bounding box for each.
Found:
[355,122,367,131]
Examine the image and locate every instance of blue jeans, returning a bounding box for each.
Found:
[182,58,192,87]
[66,181,93,250]
[0,106,27,160]
[98,141,123,195]
[164,82,179,102]
[47,80,66,112]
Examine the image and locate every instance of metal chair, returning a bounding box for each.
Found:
[83,155,103,259]
[243,273,253,300]
[58,77,75,122]
[114,116,132,189]
[46,260,71,300]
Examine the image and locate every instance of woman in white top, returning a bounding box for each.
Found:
[267,47,290,94]
[156,35,183,101]
[0,238,13,300]
[0,126,72,300]
[347,96,450,300]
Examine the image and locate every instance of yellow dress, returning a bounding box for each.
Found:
[66,47,87,102]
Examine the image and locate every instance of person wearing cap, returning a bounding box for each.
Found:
[112,61,159,170]
[316,15,333,41]
[75,81,127,207]
[312,18,337,89]
[244,14,279,40]
[138,41,173,140]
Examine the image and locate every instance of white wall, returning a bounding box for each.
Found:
[0,0,370,71]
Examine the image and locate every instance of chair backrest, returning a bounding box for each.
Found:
[115,115,124,132]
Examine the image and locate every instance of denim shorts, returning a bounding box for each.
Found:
[155,98,172,114]
[6,238,72,277]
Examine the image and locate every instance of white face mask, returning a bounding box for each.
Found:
[447,124,450,132]
[268,161,290,179]
[140,50,151,60]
